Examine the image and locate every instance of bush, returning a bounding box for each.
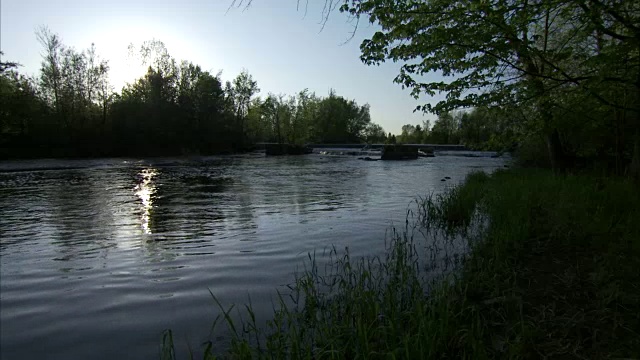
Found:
[163,169,640,359]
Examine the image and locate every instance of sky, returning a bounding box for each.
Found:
[1,0,443,133]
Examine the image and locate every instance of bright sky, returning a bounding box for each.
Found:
[1,0,442,133]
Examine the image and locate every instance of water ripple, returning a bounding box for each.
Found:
[0,154,507,360]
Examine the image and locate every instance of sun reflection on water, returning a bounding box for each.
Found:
[134,168,158,234]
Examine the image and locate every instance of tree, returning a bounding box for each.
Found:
[96,61,112,132]
[364,123,386,143]
[35,28,114,148]
[227,70,260,147]
[245,97,269,143]
[292,89,319,144]
[261,94,285,144]
[398,124,415,143]
[4,26,390,158]
[430,112,459,144]
[36,27,64,121]
[0,52,18,73]
[1,68,47,148]
[314,90,371,143]
[337,0,639,172]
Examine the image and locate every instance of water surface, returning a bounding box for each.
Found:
[0,153,506,360]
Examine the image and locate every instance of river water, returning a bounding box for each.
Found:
[0,152,506,360]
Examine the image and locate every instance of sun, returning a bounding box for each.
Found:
[87,21,177,90]
[75,17,213,91]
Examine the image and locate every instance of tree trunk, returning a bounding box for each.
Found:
[630,131,640,181]
[539,97,565,174]
[276,111,282,145]
[630,69,640,182]
[102,102,107,127]
[546,128,565,174]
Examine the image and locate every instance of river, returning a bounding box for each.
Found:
[0,152,506,360]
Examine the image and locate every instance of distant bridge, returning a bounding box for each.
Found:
[257,143,468,151]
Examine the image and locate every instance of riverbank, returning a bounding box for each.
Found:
[164,168,640,359]
[0,144,257,160]
[427,169,640,358]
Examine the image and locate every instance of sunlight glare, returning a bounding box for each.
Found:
[134,168,158,234]
[89,21,202,91]
[93,25,151,90]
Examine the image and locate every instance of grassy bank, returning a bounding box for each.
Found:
[164,169,640,359]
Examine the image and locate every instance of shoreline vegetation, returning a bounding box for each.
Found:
[162,168,640,359]
[1,29,511,162]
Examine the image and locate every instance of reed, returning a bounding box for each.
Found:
[163,169,640,359]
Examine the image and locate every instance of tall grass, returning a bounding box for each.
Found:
[163,169,640,359]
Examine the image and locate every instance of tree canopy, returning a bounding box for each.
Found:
[335,0,639,173]
[230,0,638,173]
[0,27,385,158]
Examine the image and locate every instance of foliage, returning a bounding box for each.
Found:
[454,169,640,358]
[363,122,387,143]
[246,88,374,145]
[0,70,49,155]
[335,0,639,172]
[163,168,640,359]
[393,106,518,150]
[1,28,385,158]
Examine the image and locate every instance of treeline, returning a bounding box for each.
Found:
[245,89,385,146]
[0,27,385,158]
[395,90,637,173]
[394,107,516,150]
[393,86,637,173]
